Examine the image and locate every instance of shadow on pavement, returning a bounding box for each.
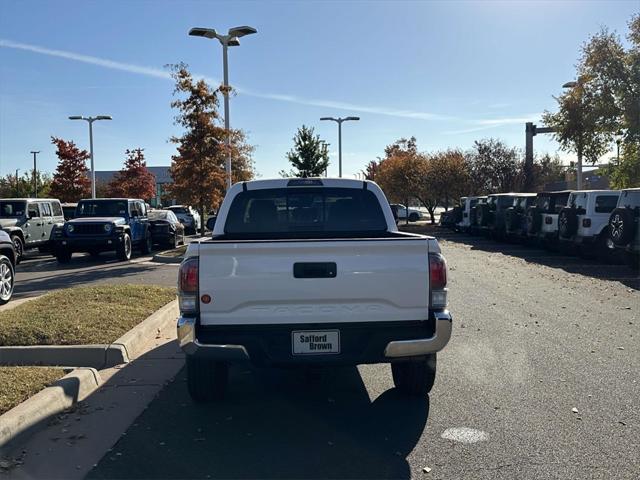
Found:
[13,262,161,299]
[88,362,430,479]
[403,224,639,290]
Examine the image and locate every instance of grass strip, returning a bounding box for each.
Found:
[0,284,176,346]
[0,367,65,415]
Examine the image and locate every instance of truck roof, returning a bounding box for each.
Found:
[240,178,370,190]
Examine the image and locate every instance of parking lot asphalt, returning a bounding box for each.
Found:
[85,227,639,480]
[12,236,200,299]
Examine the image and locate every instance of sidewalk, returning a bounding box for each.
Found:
[2,318,184,479]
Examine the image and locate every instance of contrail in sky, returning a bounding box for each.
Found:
[1,38,539,127]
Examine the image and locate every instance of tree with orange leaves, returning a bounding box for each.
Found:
[49,137,91,202]
[107,148,156,200]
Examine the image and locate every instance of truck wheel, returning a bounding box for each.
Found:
[117,233,132,261]
[10,235,23,264]
[409,212,419,222]
[141,233,152,255]
[56,248,72,263]
[391,354,437,396]
[186,356,228,402]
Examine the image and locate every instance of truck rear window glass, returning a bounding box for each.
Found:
[224,187,387,238]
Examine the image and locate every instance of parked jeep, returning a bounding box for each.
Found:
[608,188,640,270]
[0,198,65,262]
[558,190,620,258]
[477,193,536,240]
[525,191,571,247]
[53,198,152,263]
[468,196,487,235]
[0,229,16,305]
[505,194,538,242]
[457,196,483,233]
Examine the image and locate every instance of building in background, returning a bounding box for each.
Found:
[93,166,174,206]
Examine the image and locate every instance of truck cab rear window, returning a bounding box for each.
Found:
[224,187,387,238]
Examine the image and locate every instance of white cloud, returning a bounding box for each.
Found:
[443,114,542,135]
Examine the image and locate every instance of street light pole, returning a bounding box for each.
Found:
[320,116,360,178]
[68,115,112,198]
[562,80,583,190]
[30,151,40,198]
[189,25,257,190]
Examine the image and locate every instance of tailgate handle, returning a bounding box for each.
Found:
[294,262,337,279]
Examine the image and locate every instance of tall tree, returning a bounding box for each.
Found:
[107,149,156,200]
[465,139,522,194]
[167,64,254,235]
[427,149,470,210]
[283,125,329,177]
[530,153,567,191]
[49,137,91,202]
[362,160,381,181]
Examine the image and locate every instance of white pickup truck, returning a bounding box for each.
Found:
[177,178,452,401]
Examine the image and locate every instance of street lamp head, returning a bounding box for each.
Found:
[227,37,241,47]
[228,26,257,38]
[320,117,336,122]
[68,115,83,120]
[562,81,578,89]
[189,27,218,39]
[345,116,360,121]
[96,115,112,121]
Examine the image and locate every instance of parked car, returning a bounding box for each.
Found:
[391,204,424,222]
[439,206,462,230]
[505,194,538,242]
[0,230,16,305]
[608,187,640,270]
[177,178,452,401]
[0,198,65,262]
[53,198,152,263]
[525,191,571,247]
[61,202,78,221]
[167,205,201,234]
[558,190,620,258]
[206,210,217,232]
[148,209,185,248]
[457,196,483,233]
[468,196,488,234]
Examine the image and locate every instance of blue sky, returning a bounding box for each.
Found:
[0,0,637,180]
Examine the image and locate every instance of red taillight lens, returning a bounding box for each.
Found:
[582,218,591,228]
[179,257,199,294]
[429,253,447,290]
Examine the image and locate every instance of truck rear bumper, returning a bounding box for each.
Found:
[177,311,452,366]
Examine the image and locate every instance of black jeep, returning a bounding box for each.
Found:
[53,198,152,263]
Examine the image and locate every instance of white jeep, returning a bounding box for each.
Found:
[457,196,484,233]
[608,188,640,270]
[558,190,620,258]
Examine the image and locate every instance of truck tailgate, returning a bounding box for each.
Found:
[198,238,431,325]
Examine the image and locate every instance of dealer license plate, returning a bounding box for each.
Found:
[292,330,340,355]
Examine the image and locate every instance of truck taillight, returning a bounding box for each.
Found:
[429,253,448,309]
[178,257,199,315]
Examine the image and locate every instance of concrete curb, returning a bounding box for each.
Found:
[0,299,178,369]
[150,253,183,264]
[0,367,102,449]
[112,299,178,360]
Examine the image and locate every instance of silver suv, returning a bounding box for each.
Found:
[0,198,65,262]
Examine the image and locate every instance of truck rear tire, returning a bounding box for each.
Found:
[392,354,436,396]
[186,356,228,402]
